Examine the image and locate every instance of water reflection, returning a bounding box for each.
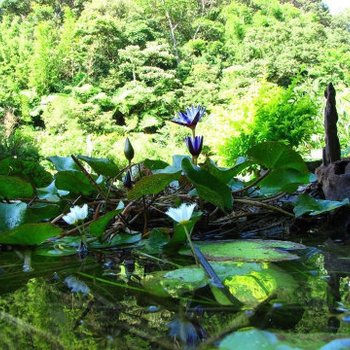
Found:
[0,244,349,349]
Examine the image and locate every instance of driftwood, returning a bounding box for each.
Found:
[316,83,350,200]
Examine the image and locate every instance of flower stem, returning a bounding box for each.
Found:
[183,225,199,265]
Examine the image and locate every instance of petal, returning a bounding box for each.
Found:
[63,213,76,225]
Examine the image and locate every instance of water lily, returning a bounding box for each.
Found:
[166,203,196,224]
[185,136,203,157]
[63,204,88,225]
[172,105,206,129]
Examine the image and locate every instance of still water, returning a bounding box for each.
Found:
[0,240,350,350]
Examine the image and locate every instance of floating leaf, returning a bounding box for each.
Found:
[89,233,141,249]
[89,209,123,237]
[181,158,233,209]
[128,172,180,200]
[180,240,306,262]
[78,155,119,177]
[0,202,27,232]
[220,265,297,307]
[55,171,95,195]
[142,267,208,298]
[142,228,170,254]
[0,223,62,245]
[294,194,349,217]
[35,246,77,257]
[219,329,300,350]
[48,156,80,171]
[0,175,34,199]
[248,142,308,173]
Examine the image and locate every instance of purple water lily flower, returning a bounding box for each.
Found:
[172,105,206,129]
[185,136,203,157]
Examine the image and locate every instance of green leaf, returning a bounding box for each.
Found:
[142,228,170,254]
[128,172,180,200]
[89,209,123,237]
[24,204,62,223]
[37,181,69,202]
[181,158,233,209]
[259,169,311,195]
[48,156,80,171]
[219,329,300,350]
[180,240,306,262]
[0,202,27,232]
[78,155,119,177]
[0,223,62,245]
[142,267,208,298]
[55,171,95,195]
[143,159,169,171]
[202,158,251,184]
[35,246,77,257]
[247,142,308,173]
[89,233,141,248]
[294,194,349,217]
[154,155,191,174]
[0,175,34,199]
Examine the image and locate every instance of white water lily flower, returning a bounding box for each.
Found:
[63,204,88,225]
[166,203,196,224]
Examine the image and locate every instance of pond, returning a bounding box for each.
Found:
[1,238,350,350]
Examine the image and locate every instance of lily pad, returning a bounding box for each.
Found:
[89,233,142,249]
[78,155,119,177]
[37,181,69,202]
[0,223,62,245]
[219,329,300,350]
[294,194,349,217]
[182,158,233,209]
[48,156,80,171]
[128,172,180,200]
[142,267,208,298]
[55,171,95,195]
[180,240,306,262]
[0,175,34,199]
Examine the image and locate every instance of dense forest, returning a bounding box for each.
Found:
[1,0,350,171]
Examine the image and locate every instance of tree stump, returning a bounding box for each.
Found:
[316,83,350,201]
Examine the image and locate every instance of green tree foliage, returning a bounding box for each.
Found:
[0,0,350,163]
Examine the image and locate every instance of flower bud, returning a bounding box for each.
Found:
[124,138,135,162]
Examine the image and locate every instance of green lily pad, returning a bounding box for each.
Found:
[55,171,95,195]
[220,265,297,307]
[128,172,180,200]
[142,267,208,298]
[48,156,80,171]
[89,208,123,237]
[248,141,308,173]
[0,223,62,245]
[37,181,69,202]
[143,159,169,171]
[78,155,119,177]
[154,155,191,174]
[0,175,34,199]
[0,202,27,232]
[182,158,233,209]
[294,194,349,217]
[219,329,300,350]
[180,240,306,262]
[89,233,142,249]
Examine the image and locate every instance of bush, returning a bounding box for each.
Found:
[219,80,318,164]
